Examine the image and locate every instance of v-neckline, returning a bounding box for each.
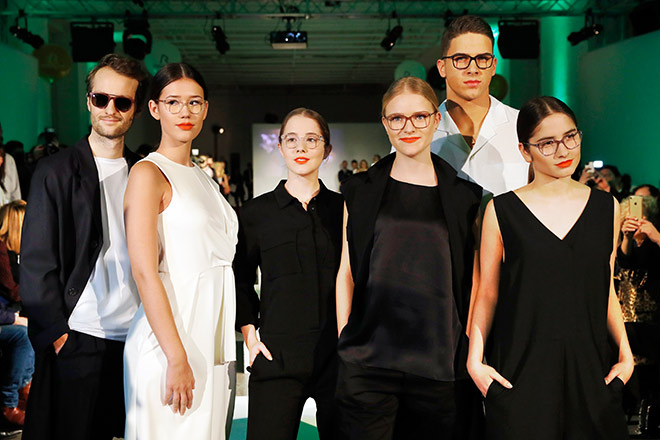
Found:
[510,189,593,242]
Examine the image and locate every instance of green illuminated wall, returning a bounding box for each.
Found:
[0,43,51,150]
[577,30,660,187]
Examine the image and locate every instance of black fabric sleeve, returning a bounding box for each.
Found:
[19,163,70,351]
[234,205,262,331]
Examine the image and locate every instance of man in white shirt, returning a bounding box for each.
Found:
[20,54,147,440]
[434,15,529,196]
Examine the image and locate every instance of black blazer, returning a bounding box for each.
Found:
[20,137,140,352]
[341,153,482,377]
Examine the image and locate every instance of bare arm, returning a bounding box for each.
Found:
[467,200,512,396]
[124,161,193,415]
[466,213,482,335]
[604,200,634,385]
[336,204,354,335]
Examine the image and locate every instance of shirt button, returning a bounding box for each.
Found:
[67,288,77,296]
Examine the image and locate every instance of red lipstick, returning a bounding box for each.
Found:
[556,160,573,168]
[294,157,309,164]
[400,137,421,143]
[177,123,194,130]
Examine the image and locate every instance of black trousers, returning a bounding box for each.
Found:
[22,330,126,440]
[336,360,483,440]
[247,352,340,440]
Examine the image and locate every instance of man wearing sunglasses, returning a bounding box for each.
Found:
[20,53,147,440]
[434,15,528,197]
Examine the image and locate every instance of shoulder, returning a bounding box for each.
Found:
[241,191,277,219]
[126,160,169,192]
[31,143,83,185]
[432,154,481,199]
[490,95,519,117]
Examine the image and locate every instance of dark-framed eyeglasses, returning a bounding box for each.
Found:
[441,53,495,70]
[157,98,206,114]
[524,130,582,156]
[383,111,437,131]
[88,92,134,112]
[280,133,325,150]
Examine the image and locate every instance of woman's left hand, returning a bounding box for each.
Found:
[636,219,660,245]
[604,358,634,385]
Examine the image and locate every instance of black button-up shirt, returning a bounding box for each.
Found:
[234,180,343,361]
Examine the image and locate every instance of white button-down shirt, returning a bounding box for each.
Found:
[431,96,529,196]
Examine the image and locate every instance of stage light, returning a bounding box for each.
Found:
[567,9,603,46]
[212,26,230,55]
[123,13,152,60]
[10,24,44,49]
[380,25,403,51]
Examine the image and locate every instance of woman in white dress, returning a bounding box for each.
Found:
[123,63,238,439]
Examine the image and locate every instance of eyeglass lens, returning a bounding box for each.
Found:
[538,132,582,156]
[449,54,494,70]
[161,100,204,114]
[385,113,433,130]
[282,134,323,149]
[89,93,133,112]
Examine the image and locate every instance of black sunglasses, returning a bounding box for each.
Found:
[88,92,134,112]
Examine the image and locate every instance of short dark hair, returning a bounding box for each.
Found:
[150,63,208,102]
[517,96,577,147]
[86,53,149,113]
[279,108,332,159]
[440,15,495,56]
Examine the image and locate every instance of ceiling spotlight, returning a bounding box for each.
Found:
[270,18,307,50]
[123,12,152,60]
[381,25,403,51]
[10,24,44,50]
[212,26,230,55]
[567,9,603,46]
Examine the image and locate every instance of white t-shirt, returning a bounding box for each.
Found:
[68,157,140,341]
[431,96,529,196]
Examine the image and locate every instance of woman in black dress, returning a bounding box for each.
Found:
[467,96,634,439]
[234,108,343,439]
[335,77,482,439]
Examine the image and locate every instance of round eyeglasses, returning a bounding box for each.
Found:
[157,98,206,114]
[280,134,325,150]
[523,130,582,156]
[441,53,495,70]
[383,111,437,131]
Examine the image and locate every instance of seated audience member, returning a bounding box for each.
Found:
[357,159,369,173]
[0,200,32,427]
[633,184,660,201]
[0,147,21,206]
[618,189,660,435]
[0,201,25,304]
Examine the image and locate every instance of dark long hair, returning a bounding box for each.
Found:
[517,96,577,146]
[150,63,208,101]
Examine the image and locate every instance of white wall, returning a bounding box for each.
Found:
[252,123,390,196]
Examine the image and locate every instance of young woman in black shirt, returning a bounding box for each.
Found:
[235,108,344,439]
[335,77,482,439]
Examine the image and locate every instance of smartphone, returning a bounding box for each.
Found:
[584,161,595,175]
[629,195,643,219]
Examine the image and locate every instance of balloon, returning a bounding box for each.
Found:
[144,41,182,76]
[489,74,509,100]
[33,44,72,80]
[394,60,427,81]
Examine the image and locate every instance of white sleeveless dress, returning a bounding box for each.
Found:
[124,152,238,440]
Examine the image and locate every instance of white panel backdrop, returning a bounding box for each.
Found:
[252,123,391,197]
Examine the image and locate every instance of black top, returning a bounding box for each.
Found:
[339,177,460,380]
[338,153,482,380]
[489,190,616,384]
[234,180,344,363]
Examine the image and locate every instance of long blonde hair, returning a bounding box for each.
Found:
[0,200,26,253]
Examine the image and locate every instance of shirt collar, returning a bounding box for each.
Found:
[273,179,328,208]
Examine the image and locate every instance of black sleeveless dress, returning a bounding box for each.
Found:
[486,189,628,440]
